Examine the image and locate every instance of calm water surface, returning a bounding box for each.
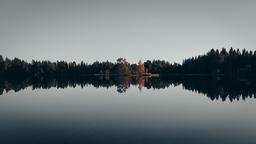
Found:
[0,78,256,144]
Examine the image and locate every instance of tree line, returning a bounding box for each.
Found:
[146,47,256,76]
[1,48,256,79]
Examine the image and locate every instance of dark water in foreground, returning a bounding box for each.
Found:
[0,76,256,144]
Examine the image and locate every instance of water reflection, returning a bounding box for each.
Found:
[1,76,256,101]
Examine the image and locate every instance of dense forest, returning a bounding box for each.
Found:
[1,48,256,80]
[1,48,256,100]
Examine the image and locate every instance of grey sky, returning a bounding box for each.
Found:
[0,0,255,63]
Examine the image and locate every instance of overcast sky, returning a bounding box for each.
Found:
[0,0,255,63]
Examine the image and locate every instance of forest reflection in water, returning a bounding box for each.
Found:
[1,75,256,102]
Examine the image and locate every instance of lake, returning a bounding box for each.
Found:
[0,76,256,144]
